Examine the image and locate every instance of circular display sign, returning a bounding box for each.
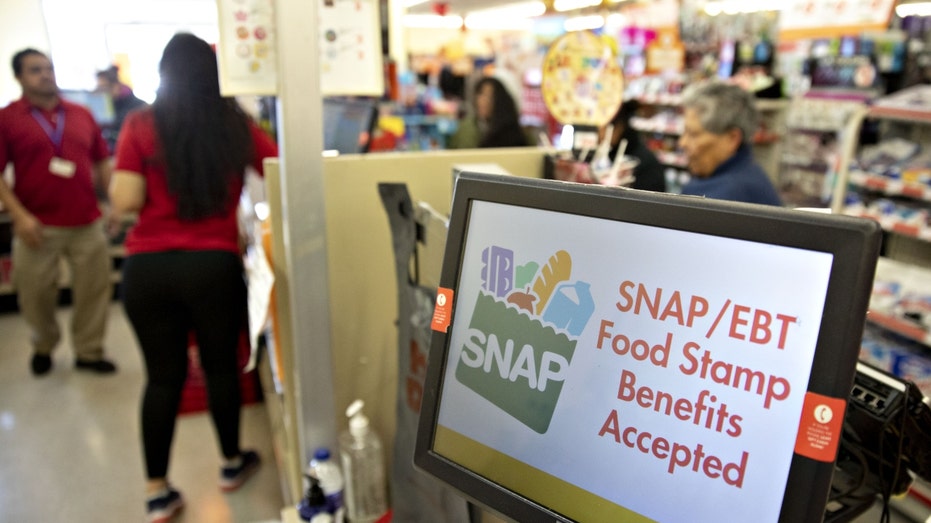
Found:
[541,31,625,127]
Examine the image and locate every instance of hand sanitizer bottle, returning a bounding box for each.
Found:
[338,400,388,523]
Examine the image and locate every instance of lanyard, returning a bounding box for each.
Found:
[30,107,66,156]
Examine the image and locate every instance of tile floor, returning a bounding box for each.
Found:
[0,299,285,523]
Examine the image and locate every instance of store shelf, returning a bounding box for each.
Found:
[655,151,688,168]
[630,121,683,135]
[842,208,931,242]
[632,95,788,112]
[781,160,832,173]
[865,309,931,346]
[849,170,931,201]
[868,85,931,124]
[631,94,683,106]
[399,114,456,127]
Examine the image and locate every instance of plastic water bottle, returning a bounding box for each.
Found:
[339,400,388,523]
[308,448,345,519]
[297,475,334,522]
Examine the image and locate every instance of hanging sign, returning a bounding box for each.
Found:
[646,29,685,75]
[216,0,278,96]
[319,0,385,96]
[779,0,897,41]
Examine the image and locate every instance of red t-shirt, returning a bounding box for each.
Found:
[115,108,278,255]
[0,98,108,226]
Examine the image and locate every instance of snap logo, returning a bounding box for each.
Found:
[456,247,593,433]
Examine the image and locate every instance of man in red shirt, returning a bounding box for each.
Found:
[0,48,117,376]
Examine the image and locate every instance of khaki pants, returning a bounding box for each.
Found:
[12,219,111,360]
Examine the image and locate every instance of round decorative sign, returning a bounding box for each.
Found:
[541,31,625,127]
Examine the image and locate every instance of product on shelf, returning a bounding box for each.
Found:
[860,324,931,398]
[855,137,922,177]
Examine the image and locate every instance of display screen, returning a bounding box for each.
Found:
[59,89,115,126]
[322,97,377,154]
[416,173,882,523]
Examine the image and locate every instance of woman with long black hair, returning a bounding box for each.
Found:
[109,33,278,523]
[448,76,530,149]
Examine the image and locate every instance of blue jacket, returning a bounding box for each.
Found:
[681,145,782,206]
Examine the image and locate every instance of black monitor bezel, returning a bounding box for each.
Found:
[414,172,882,523]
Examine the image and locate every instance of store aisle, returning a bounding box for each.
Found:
[0,301,285,523]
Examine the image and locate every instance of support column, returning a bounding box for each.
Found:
[274,0,337,483]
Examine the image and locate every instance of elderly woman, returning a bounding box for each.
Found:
[677,82,782,206]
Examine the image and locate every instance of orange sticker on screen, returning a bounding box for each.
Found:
[794,392,847,462]
[432,288,454,333]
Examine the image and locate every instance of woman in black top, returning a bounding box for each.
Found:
[606,99,667,193]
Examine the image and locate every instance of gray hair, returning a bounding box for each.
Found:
[681,82,758,146]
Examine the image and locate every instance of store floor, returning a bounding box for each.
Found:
[0,300,285,523]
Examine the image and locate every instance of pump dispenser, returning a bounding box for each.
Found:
[338,400,388,523]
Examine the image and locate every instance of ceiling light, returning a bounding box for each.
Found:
[553,0,602,12]
[604,12,628,27]
[465,16,535,30]
[403,0,431,7]
[467,1,546,18]
[897,2,931,16]
[403,14,463,29]
[564,14,605,32]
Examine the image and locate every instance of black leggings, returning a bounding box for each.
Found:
[122,250,247,480]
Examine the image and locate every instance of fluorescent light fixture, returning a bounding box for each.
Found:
[403,14,464,28]
[897,1,931,16]
[465,1,545,29]
[403,0,431,7]
[553,0,602,12]
[703,0,783,15]
[468,1,546,18]
[465,15,535,30]
[564,14,605,31]
[604,12,628,27]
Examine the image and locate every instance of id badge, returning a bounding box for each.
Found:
[49,157,76,178]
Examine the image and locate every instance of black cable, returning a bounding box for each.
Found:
[876,395,909,523]
[830,430,871,502]
[884,383,912,523]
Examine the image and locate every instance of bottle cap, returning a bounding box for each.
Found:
[346,399,370,438]
[313,447,331,461]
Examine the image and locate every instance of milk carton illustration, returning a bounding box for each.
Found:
[543,281,595,336]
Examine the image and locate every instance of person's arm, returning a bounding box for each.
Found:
[93,157,113,198]
[107,109,147,234]
[0,173,43,248]
[248,121,279,175]
[108,170,145,215]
